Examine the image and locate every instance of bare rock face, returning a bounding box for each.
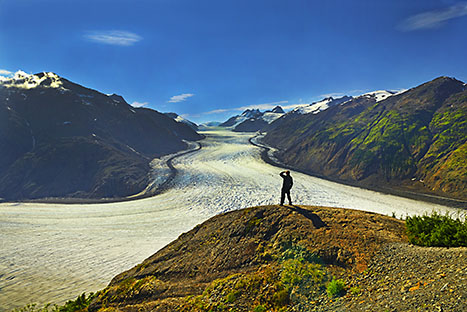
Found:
[88,205,406,311]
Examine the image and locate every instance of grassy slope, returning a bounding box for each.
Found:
[263,77,466,199]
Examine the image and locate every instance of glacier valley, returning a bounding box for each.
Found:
[0,128,463,310]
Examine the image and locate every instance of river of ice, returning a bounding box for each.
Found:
[0,128,464,310]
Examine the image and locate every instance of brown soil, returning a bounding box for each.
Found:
[88,205,409,311]
[320,243,466,312]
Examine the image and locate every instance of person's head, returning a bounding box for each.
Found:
[285,170,290,175]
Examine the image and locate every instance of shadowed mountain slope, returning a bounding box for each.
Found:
[0,72,203,200]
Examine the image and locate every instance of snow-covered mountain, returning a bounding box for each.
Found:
[361,90,396,102]
[291,96,352,115]
[0,71,67,90]
[262,106,285,123]
[219,109,263,127]
[216,89,408,133]
[0,71,203,201]
[199,121,221,129]
[164,112,198,130]
[219,106,285,132]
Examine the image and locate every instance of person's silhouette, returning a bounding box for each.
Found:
[279,170,293,205]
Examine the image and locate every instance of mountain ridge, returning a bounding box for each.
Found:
[262,76,467,200]
[0,72,203,201]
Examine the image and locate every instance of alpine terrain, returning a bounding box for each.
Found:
[220,106,285,132]
[262,77,467,200]
[0,71,203,201]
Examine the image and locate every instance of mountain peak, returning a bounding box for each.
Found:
[361,90,395,102]
[271,106,285,113]
[241,108,261,118]
[0,71,67,90]
[108,93,127,104]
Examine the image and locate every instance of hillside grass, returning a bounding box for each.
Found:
[183,242,331,311]
[10,293,95,312]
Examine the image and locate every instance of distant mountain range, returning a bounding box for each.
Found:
[219,106,285,132]
[0,71,203,201]
[218,90,404,133]
[260,77,466,200]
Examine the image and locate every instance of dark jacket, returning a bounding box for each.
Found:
[280,172,293,190]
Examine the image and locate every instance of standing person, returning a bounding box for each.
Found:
[280,170,293,206]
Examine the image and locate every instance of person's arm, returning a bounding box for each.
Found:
[280,171,286,177]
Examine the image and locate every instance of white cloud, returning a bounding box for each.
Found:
[180,113,197,119]
[85,31,142,46]
[168,93,195,103]
[131,101,148,107]
[204,108,231,115]
[318,89,366,99]
[0,69,12,76]
[398,2,467,31]
[318,92,345,99]
[282,103,310,110]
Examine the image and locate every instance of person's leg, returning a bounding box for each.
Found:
[286,190,292,205]
[280,188,285,205]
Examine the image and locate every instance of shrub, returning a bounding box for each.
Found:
[326,279,346,298]
[225,290,241,303]
[406,212,467,247]
[253,305,267,312]
[272,289,290,306]
[350,286,361,296]
[280,259,325,288]
[11,293,96,312]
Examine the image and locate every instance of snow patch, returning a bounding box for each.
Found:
[0,71,68,91]
[362,90,395,102]
[261,111,283,123]
[292,98,332,115]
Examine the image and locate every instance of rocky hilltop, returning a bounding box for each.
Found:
[263,77,467,200]
[0,71,203,201]
[82,205,466,311]
[86,205,413,311]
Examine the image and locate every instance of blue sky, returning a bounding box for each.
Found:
[1,0,466,123]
